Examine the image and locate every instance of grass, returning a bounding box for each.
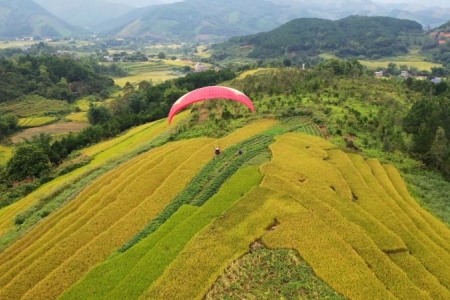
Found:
[403,171,450,226]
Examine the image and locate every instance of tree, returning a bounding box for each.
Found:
[7,144,50,181]
[429,127,448,171]
[87,105,111,125]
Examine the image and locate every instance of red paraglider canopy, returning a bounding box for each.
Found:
[168,86,254,124]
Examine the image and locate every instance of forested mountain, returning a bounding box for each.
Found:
[33,0,135,29]
[94,0,450,41]
[212,16,423,62]
[0,0,85,38]
[99,0,283,41]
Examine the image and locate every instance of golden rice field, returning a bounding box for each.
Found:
[0,123,449,299]
[0,113,191,236]
[112,60,192,88]
[0,97,71,118]
[18,117,59,128]
[64,112,88,122]
[0,145,12,165]
[0,118,277,299]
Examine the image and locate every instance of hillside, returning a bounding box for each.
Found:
[212,15,424,62]
[0,0,85,38]
[0,113,449,299]
[93,0,450,41]
[1,61,450,299]
[101,0,283,41]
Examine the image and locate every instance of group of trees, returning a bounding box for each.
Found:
[0,54,114,103]
[0,113,18,140]
[403,95,450,174]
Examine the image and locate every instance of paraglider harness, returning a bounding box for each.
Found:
[214,147,221,156]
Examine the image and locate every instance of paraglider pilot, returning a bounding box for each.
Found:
[215,147,221,156]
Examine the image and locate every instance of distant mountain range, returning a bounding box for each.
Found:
[1,0,450,40]
[97,0,283,41]
[95,0,450,41]
[33,0,135,28]
[0,0,85,38]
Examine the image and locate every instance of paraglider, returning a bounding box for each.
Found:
[167,86,254,124]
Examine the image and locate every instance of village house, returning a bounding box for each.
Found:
[194,63,208,72]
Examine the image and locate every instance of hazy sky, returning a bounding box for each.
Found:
[376,0,449,7]
[102,0,450,7]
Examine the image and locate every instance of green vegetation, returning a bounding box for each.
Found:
[0,55,113,103]
[206,248,345,300]
[0,96,71,118]
[213,16,424,65]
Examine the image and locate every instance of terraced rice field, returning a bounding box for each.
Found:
[10,122,90,143]
[0,98,71,118]
[0,121,449,299]
[0,116,180,237]
[0,118,278,300]
[0,145,12,165]
[18,117,59,128]
[112,60,188,88]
